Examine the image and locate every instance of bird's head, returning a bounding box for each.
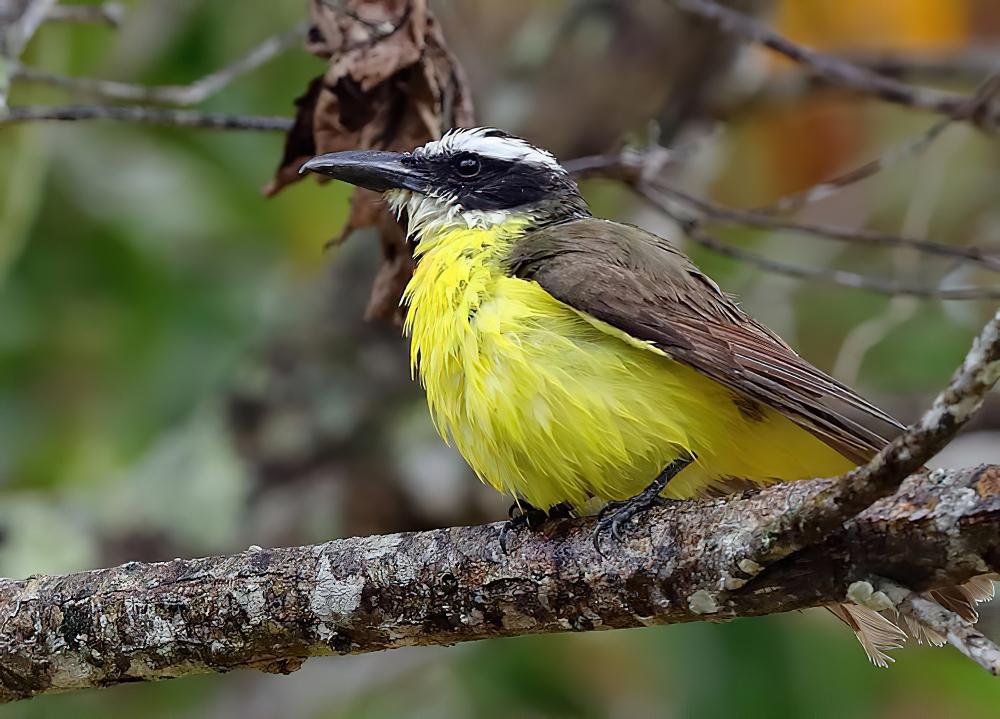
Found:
[300,128,590,234]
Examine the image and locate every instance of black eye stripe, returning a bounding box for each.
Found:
[408,150,581,212]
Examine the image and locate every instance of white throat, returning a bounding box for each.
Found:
[386,189,513,237]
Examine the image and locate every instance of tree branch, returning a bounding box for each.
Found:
[0,0,55,58]
[753,74,1000,214]
[0,463,998,703]
[750,116,954,215]
[845,48,1000,86]
[646,182,1000,273]
[566,146,1000,298]
[10,22,308,105]
[0,103,293,130]
[43,2,125,28]
[736,307,1000,574]
[675,222,1000,300]
[881,579,1000,676]
[667,0,995,127]
[1,0,57,107]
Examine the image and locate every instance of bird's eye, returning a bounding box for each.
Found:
[455,155,481,178]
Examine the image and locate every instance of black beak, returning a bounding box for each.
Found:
[299,150,428,193]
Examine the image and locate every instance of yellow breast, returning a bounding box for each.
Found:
[403,220,854,510]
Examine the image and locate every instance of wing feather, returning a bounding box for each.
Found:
[508,218,905,462]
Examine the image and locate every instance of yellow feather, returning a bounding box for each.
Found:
[404,218,855,510]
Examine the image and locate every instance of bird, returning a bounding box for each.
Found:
[300,127,993,666]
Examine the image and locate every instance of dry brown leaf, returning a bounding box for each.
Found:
[268,0,474,322]
[263,77,324,197]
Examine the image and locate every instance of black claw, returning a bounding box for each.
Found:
[499,502,572,554]
[592,495,670,554]
[591,453,695,555]
[592,503,632,553]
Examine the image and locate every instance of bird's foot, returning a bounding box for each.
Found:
[592,453,695,555]
[592,491,675,555]
[499,501,572,554]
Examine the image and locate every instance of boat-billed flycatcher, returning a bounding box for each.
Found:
[301,127,992,665]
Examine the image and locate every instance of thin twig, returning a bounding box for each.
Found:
[681,222,1000,300]
[753,117,954,215]
[881,579,1000,676]
[626,186,1000,300]
[44,2,125,27]
[565,128,950,222]
[749,75,999,214]
[10,22,309,105]
[1,0,56,57]
[847,48,1000,86]
[1,0,57,107]
[567,139,1000,293]
[735,307,1000,575]
[831,141,952,384]
[668,0,981,122]
[0,103,293,130]
[644,181,1000,272]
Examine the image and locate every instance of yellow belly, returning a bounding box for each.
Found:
[404,224,854,511]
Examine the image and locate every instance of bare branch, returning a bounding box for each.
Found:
[10,22,309,105]
[44,2,125,27]
[0,0,55,58]
[736,307,1000,575]
[679,223,1000,300]
[848,48,1000,86]
[645,181,1000,273]
[746,51,999,106]
[0,103,293,130]
[0,463,998,703]
[1,0,57,106]
[752,74,1000,214]
[566,144,1000,296]
[882,579,1000,676]
[753,117,954,215]
[667,0,989,124]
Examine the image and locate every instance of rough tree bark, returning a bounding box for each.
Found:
[0,464,998,703]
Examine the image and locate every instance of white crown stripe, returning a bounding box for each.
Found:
[419,127,563,172]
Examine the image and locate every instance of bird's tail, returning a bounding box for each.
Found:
[828,575,997,667]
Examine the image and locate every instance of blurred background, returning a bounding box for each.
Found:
[2,0,1000,716]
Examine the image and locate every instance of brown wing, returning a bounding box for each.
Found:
[507,217,904,464]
